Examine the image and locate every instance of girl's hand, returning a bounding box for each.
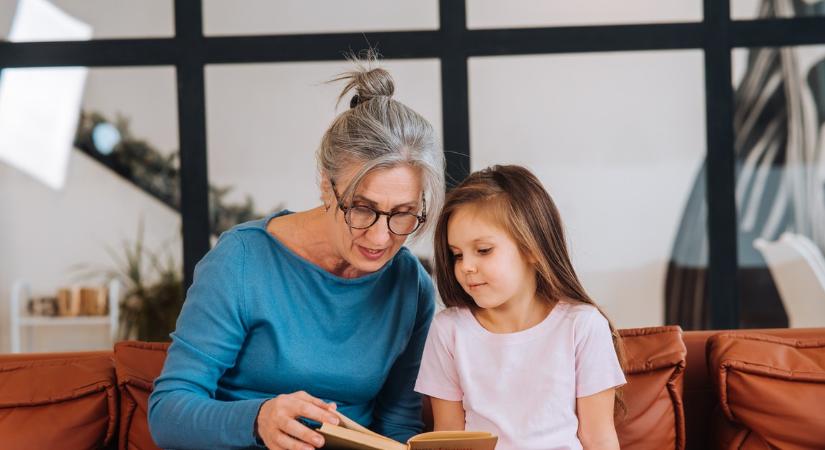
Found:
[256,391,340,450]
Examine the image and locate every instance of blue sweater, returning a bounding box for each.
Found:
[148,212,435,449]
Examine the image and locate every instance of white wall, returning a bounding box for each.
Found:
[469,51,706,327]
[0,149,181,352]
[0,63,180,352]
[466,0,701,28]
[2,2,722,351]
[0,0,173,40]
[202,0,438,35]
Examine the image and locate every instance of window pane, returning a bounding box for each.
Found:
[204,60,441,258]
[469,51,707,329]
[0,66,181,352]
[467,0,701,29]
[203,0,438,36]
[732,0,825,20]
[732,45,825,328]
[0,0,173,41]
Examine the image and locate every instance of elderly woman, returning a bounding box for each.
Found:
[148,58,444,450]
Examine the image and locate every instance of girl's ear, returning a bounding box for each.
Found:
[519,245,539,266]
[526,249,540,265]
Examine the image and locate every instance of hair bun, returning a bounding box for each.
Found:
[333,50,395,107]
[351,67,395,101]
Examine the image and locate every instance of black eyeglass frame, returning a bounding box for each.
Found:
[330,179,427,236]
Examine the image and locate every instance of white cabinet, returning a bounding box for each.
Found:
[9,280,120,353]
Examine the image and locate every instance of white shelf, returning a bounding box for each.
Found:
[10,280,120,353]
[17,316,112,326]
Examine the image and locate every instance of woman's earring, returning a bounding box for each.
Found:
[324,203,331,212]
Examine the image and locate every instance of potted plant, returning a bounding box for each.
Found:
[96,221,183,342]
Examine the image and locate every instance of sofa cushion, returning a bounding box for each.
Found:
[683,328,825,450]
[616,326,686,450]
[0,351,117,449]
[708,332,825,449]
[113,341,170,450]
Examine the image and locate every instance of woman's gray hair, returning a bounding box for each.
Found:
[317,52,445,238]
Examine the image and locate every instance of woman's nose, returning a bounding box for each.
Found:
[364,217,392,245]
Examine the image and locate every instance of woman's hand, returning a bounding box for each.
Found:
[256,391,340,450]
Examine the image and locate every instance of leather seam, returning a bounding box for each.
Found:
[0,381,113,408]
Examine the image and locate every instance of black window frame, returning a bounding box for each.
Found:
[2,0,824,330]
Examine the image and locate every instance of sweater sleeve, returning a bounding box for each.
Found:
[369,264,436,443]
[148,232,266,450]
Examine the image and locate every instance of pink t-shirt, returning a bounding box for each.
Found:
[414,301,626,450]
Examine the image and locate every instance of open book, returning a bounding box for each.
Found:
[319,410,497,450]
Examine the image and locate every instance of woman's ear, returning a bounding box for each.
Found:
[319,175,333,206]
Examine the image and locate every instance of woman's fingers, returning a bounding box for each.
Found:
[257,392,341,449]
[296,391,337,410]
[282,417,325,448]
[274,429,315,450]
[297,400,341,426]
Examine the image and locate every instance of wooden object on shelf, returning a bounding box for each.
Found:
[80,286,108,316]
[27,296,59,317]
[10,280,121,353]
[57,287,80,316]
[55,286,109,317]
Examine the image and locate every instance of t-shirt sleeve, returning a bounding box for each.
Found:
[414,310,463,402]
[574,309,627,398]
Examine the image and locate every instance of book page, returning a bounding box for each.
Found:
[331,409,392,441]
[408,431,497,450]
[320,411,497,450]
[410,431,493,440]
[319,423,406,450]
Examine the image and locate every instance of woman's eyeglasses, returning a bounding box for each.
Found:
[330,180,426,236]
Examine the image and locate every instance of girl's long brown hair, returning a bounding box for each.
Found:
[433,164,627,419]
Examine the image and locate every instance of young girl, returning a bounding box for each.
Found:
[415,165,627,450]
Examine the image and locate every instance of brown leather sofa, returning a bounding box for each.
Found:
[1,326,823,450]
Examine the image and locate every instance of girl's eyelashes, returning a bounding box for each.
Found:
[450,247,491,260]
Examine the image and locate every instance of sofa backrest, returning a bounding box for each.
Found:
[112,328,689,450]
[0,350,118,449]
[0,328,690,450]
[683,330,719,450]
[616,326,687,450]
[707,331,825,449]
[14,327,825,450]
[683,328,825,450]
[114,341,170,450]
